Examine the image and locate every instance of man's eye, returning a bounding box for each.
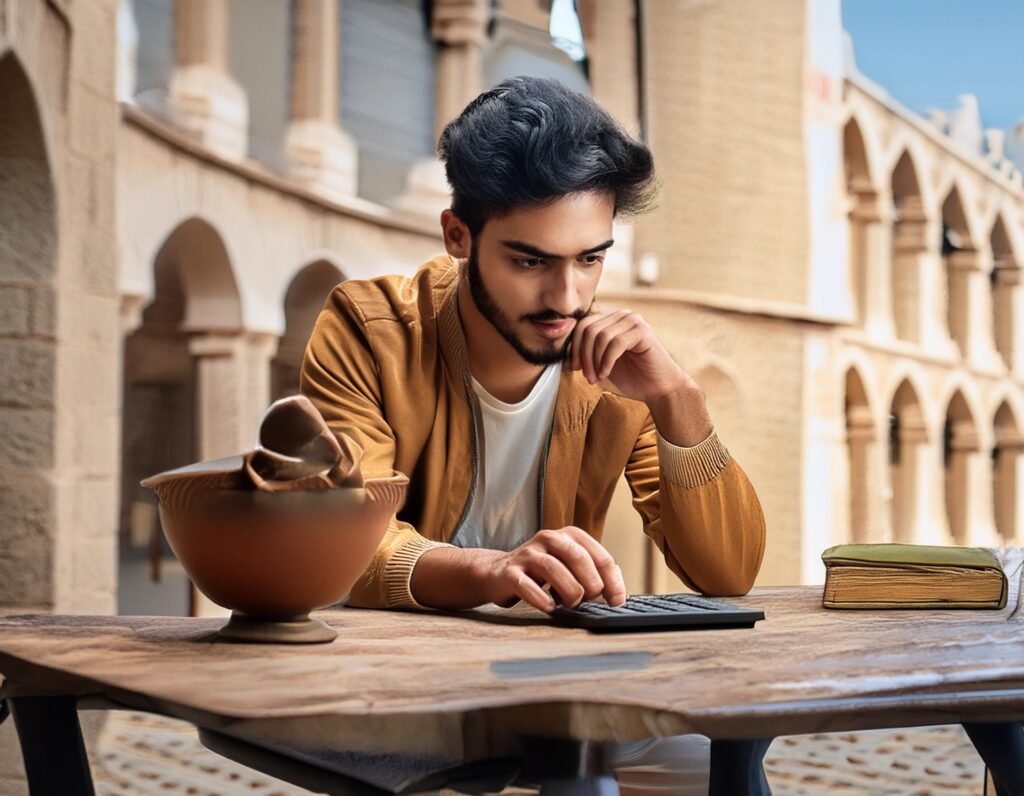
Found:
[514,257,545,269]
[582,255,604,265]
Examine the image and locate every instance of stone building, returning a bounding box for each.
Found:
[2,0,1024,787]
[3,0,1024,615]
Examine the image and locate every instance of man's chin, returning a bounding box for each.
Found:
[516,337,570,366]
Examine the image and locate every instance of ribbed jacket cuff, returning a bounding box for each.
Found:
[383,536,456,609]
[657,428,731,488]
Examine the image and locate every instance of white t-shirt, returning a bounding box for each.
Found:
[451,363,561,551]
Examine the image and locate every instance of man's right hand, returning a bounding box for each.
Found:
[410,526,628,612]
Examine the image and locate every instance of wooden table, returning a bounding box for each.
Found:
[3,549,1024,794]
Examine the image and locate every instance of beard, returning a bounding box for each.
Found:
[466,243,591,366]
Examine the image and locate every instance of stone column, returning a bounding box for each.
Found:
[169,0,249,160]
[285,0,357,200]
[847,183,879,329]
[576,0,638,132]
[890,197,929,345]
[863,207,896,341]
[994,430,1024,544]
[945,249,979,357]
[891,407,937,544]
[944,421,981,546]
[186,332,277,616]
[395,0,490,219]
[992,260,1021,371]
[432,0,489,140]
[188,332,277,459]
[845,405,877,544]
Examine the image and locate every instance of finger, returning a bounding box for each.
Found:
[571,314,602,373]
[527,554,586,608]
[578,312,626,382]
[597,326,647,381]
[509,571,556,612]
[562,527,627,606]
[590,314,643,380]
[540,533,606,601]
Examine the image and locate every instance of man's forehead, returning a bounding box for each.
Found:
[486,194,614,257]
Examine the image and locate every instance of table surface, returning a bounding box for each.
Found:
[2,549,1023,762]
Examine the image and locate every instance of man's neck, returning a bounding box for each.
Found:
[457,277,546,404]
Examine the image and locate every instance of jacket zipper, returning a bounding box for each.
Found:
[536,422,553,531]
[450,372,482,537]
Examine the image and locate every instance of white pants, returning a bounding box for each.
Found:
[613,734,711,796]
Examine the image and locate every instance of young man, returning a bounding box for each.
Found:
[301,76,767,793]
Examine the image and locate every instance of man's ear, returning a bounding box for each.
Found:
[440,209,472,259]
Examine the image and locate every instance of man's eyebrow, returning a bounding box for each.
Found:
[499,239,615,259]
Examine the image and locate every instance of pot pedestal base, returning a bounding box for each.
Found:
[216,612,338,644]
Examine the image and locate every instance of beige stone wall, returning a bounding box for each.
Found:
[0,0,121,611]
[1,0,121,789]
[636,0,811,305]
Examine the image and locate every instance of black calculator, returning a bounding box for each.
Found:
[549,592,765,633]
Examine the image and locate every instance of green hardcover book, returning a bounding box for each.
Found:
[821,544,1008,609]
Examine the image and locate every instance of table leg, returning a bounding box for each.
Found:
[963,722,1024,796]
[519,738,619,796]
[708,738,773,796]
[8,696,95,796]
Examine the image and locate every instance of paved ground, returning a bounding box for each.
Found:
[88,711,988,795]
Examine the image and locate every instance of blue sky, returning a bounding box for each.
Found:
[842,0,1024,130]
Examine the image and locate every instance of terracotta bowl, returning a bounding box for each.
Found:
[142,456,408,643]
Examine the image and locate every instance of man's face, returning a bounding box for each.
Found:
[465,191,615,366]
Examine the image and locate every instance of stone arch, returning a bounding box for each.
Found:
[990,213,1020,369]
[844,366,877,543]
[888,378,927,543]
[153,217,243,332]
[843,118,878,327]
[0,53,57,284]
[271,259,345,400]
[120,217,251,616]
[889,149,928,343]
[940,184,976,355]
[0,52,59,607]
[993,401,1023,544]
[942,390,979,546]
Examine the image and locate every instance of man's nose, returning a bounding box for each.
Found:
[544,264,579,316]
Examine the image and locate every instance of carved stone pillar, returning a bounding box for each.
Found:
[847,181,879,330]
[992,259,1021,372]
[432,0,489,139]
[395,0,490,219]
[845,405,878,544]
[285,0,357,200]
[576,0,638,132]
[944,420,983,546]
[890,407,935,544]
[186,331,277,616]
[890,196,930,345]
[188,332,277,460]
[862,206,895,340]
[945,249,979,357]
[169,0,249,160]
[994,430,1024,544]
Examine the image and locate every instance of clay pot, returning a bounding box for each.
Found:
[141,457,407,643]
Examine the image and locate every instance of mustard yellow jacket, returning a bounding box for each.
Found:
[300,255,766,609]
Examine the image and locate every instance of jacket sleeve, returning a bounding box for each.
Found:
[299,288,452,610]
[624,418,766,595]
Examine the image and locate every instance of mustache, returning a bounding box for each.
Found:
[522,308,593,323]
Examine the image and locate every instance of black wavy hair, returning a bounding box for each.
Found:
[437,76,656,236]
